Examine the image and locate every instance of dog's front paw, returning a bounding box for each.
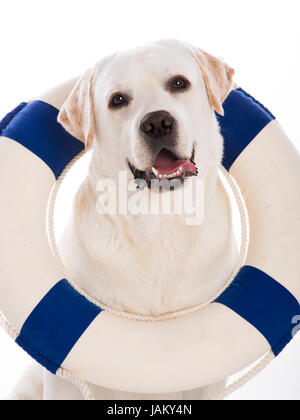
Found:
[4,363,43,401]
[4,391,30,401]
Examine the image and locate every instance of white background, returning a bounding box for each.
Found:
[0,0,299,400]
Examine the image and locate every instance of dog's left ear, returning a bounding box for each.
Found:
[187,45,235,116]
[58,69,94,148]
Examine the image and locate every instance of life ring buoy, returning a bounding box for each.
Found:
[0,82,299,395]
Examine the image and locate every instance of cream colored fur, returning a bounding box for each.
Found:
[9,40,237,400]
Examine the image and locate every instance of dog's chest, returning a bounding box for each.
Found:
[64,213,232,316]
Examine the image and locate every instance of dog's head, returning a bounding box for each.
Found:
[58,40,234,187]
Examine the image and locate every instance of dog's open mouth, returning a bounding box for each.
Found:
[128,148,198,188]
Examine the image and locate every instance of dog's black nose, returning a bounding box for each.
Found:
[140,110,175,139]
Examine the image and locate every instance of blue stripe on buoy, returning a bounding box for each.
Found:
[0,101,84,179]
[16,279,102,374]
[0,102,27,133]
[215,266,300,356]
[217,88,275,170]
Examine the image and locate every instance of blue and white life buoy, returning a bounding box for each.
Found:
[0,81,299,397]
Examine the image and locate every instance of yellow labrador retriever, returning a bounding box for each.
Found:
[9,39,238,400]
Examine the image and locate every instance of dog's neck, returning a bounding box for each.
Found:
[60,164,237,316]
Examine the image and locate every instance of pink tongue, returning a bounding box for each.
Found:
[153,149,196,177]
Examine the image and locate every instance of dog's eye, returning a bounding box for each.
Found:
[109,93,129,109]
[168,76,190,92]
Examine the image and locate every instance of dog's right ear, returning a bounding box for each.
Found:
[186,44,235,116]
[58,69,94,148]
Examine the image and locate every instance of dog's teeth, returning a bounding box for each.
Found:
[159,174,163,179]
[163,174,167,178]
[152,167,158,177]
